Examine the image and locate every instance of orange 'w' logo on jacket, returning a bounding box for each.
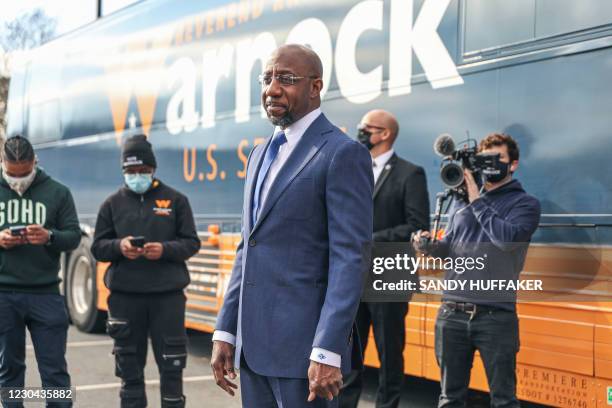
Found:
[155,200,171,209]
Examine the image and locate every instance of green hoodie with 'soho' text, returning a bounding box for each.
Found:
[0,168,81,293]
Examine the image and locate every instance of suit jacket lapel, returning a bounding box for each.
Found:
[373,154,397,200]
[250,114,331,236]
[245,138,270,234]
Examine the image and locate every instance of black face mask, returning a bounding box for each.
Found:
[357,128,375,150]
[485,161,511,183]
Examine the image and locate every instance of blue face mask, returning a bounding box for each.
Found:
[124,173,153,194]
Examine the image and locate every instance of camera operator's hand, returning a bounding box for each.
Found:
[464,169,481,203]
[143,242,163,260]
[120,236,144,260]
[25,225,50,245]
[0,229,26,249]
[412,230,431,254]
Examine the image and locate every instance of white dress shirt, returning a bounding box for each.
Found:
[372,149,394,184]
[213,108,342,368]
[259,108,322,214]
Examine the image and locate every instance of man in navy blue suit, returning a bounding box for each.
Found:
[210,44,373,407]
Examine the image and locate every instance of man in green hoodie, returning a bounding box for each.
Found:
[0,135,81,407]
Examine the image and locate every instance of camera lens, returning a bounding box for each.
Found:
[440,162,464,188]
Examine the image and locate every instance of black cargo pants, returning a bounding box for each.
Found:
[106,291,187,408]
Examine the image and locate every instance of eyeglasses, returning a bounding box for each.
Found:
[258,74,319,87]
[358,123,386,133]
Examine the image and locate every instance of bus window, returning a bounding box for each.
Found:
[6,63,28,137]
[27,101,60,144]
[463,0,536,52]
[535,0,612,38]
[463,0,612,57]
[26,52,62,144]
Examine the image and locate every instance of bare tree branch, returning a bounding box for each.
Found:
[0,8,57,52]
[0,75,8,140]
[0,8,57,138]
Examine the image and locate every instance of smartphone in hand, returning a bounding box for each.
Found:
[10,225,28,237]
[129,236,146,248]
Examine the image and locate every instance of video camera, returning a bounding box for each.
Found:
[433,133,502,200]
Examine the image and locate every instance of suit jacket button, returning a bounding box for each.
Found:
[248,239,256,247]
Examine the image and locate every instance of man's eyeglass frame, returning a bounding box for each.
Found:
[358,123,386,133]
[258,74,319,86]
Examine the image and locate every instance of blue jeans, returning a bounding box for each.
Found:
[0,292,71,408]
[435,303,520,408]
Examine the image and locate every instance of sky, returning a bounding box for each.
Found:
[0,0,141,38]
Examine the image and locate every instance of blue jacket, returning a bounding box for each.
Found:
[441,179,541,310]
[216,114,374,378]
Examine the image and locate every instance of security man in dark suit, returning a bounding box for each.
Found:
[340,110,430,408]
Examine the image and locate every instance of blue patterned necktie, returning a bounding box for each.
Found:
[251,132,287,227]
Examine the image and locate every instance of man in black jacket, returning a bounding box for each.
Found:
[341,110,430,408]
[91,134,200,408]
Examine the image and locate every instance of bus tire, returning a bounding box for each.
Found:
[66,236,106,333]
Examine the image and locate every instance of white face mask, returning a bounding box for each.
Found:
[2,164,37,196]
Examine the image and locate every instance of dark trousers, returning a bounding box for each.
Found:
[0,292,71,408]
[240,353,338,408]
[435,303,520,408]
[107,291,187,408]
[340,302,408,408]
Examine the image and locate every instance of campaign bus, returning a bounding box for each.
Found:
[6,0,612,406]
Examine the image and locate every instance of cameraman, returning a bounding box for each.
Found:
[91,135,200,408]
[413,133,540,408]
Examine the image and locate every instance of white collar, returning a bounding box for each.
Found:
[373,149,394,169]
[273,108,322,148]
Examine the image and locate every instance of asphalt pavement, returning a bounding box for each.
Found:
[19,326,546,407]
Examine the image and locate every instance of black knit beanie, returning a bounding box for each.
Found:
[121,134,157,169]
